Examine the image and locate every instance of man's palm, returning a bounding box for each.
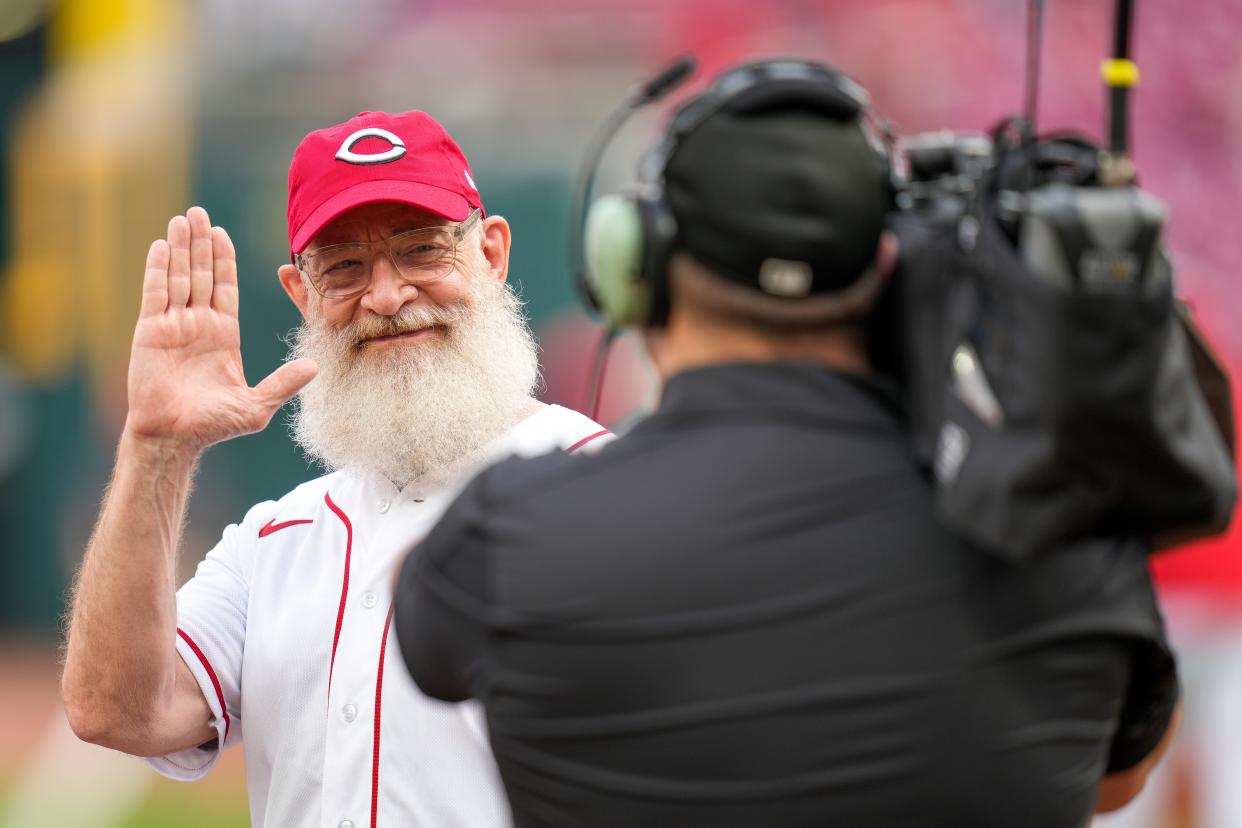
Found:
[126,207,317,450]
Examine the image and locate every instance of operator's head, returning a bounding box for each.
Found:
[276,111,539,485]
[639,60,896,374]
[664,68,894,322]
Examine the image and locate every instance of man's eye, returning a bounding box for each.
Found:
[325,259,364,274]
[395,244,448,268]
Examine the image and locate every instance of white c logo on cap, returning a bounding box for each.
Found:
[335,127,407,165]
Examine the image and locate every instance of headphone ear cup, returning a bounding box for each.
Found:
[637,193,676,326]
[584,194,652,327]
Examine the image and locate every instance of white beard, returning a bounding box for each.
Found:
[287,277,540,487]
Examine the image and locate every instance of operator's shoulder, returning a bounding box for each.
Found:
[471,420,657,509]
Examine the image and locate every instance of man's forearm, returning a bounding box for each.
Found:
[62,427,199,741]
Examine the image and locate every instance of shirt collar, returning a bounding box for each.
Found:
[344,404,562,500]
[652,361,905,428]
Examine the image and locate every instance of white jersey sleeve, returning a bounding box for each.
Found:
[145,500,275,780]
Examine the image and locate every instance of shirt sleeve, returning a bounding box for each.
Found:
[393,470,494,704]
[145,501,273,780]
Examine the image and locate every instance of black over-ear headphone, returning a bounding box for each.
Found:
[572,57,893,329]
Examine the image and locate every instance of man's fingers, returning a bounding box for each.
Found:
[140,240,171,318]
[187,206,215,307]
[211,227,240,317]
[166,215,192,308]
[252,358,319,413]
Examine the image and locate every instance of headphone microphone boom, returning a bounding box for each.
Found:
[569,55,697,317]
[635,56,697,105]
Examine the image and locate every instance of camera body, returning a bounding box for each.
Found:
[873,125,1236,559]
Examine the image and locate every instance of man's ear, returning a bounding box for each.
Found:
[278,263,311,318]
[478,216,512,284]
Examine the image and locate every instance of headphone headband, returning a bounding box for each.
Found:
[641,60,873,185]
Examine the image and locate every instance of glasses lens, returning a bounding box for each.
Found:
[306,244,370,297]
[387,226,459,283]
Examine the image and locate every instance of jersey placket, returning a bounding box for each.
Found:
[321,485,395,828]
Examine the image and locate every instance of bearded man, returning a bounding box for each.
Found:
[61,110,610,828]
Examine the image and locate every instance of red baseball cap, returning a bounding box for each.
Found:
[286,110,484,254]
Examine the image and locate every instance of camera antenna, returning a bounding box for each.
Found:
[991,0,1045,196]
[1023,0,1046,137]
[1100,0,1138,184]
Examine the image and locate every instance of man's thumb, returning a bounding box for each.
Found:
[253,358,319,411]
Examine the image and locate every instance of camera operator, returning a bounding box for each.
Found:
[391,59,1180,827]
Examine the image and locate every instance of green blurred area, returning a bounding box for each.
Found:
[0,19,55,630]
[0,771,250,828]
[118,790,248,828]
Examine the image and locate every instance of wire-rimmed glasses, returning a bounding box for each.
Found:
[295,209,482,298]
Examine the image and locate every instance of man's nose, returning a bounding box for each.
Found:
[359,251,417,316]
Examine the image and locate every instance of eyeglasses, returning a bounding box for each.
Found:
[295,209,481,299]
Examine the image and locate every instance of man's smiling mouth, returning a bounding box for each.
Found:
[358,325,446,348]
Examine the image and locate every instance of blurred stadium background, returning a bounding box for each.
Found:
[0,1,1238,826]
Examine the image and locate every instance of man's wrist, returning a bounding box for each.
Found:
[119,424,203,471]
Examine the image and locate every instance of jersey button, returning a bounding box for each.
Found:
[339,821,355,828]
[377,497,391,513]
[341,703,358,724]
[361,591,379,609]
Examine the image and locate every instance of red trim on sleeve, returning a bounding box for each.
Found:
[564,429,612,454]
[176,627,231,745]
[258,517,314,538]
[162,752,213,774]
[324,492,354,700]
[371,603,395,828]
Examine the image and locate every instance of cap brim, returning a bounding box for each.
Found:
[290,179,474,253]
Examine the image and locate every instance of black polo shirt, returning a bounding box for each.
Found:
[394,362,1177,828]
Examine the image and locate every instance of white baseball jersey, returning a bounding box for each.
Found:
[147,404,613,828]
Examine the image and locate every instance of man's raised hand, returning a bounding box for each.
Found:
[125,206,317,452]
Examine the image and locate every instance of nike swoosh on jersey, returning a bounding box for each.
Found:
[258,518,315,538]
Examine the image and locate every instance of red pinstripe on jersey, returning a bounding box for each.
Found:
[324,492,353,700]
[565,429,612,454]
[177,627,231,744]
[371,603,396,827]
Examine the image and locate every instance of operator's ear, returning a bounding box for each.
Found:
[278,264,311,318]
[478,216,512,285]
[875,230,899,280]
[639,327,674,382]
